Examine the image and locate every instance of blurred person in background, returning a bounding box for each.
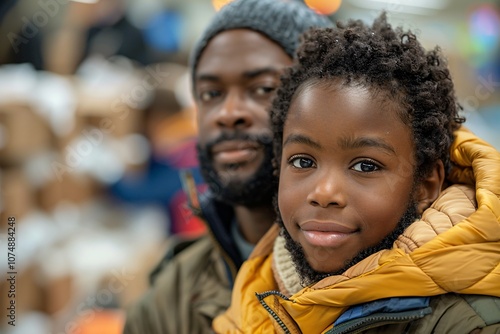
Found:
[123,0,332,333]
[108,84,207,238]
[1,0,184,74]
[44,0,150,75]
[0,0,45,69]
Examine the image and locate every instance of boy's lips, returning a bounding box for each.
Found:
[212,141,260,165]
[299,221,358,248]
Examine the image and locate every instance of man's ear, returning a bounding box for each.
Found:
[416,160,445,214]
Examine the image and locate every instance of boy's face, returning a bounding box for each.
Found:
[278,81,418,276]
[195,29,292,206]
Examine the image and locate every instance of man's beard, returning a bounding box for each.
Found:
[278,200,419,286]
[197,132,276,207]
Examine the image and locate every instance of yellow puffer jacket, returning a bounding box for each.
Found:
[213,128,500,333]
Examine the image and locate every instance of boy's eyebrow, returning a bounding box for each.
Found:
[283,134,321,149]
[338,136,396,155]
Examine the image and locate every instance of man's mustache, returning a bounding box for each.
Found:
[202,132,273,159]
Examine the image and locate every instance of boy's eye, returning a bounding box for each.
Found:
[352,161,380,172]
[199,90,222,102]
[290,156,315,169]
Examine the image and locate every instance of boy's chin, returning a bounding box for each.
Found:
[281,230,338,285]
[305,260,344,276]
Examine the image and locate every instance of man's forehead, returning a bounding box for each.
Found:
[196,29,291,74]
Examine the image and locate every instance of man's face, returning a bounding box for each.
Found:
[278,81,419,283]
[194,29,292,206]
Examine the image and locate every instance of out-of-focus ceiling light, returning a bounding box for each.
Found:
[212,0,234,12]
[70,0,100,3]
[305,0,343,15]
[350,0,451,15]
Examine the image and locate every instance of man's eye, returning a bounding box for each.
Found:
[200,90,221,102]
[290,157,315,169]
[352,161,380,172]
[254,86,276,96]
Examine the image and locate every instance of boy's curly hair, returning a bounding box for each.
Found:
[271,12,464,181]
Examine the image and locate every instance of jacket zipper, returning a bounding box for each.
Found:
[256,290,293,334]
[326,307,432,334]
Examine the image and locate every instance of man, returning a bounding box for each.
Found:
[123,1,332,333]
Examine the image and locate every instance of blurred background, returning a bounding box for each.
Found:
[0,0,498,333]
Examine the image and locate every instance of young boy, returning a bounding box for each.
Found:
[213,13,500,333]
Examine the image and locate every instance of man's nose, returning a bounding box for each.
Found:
[215,90,253,129]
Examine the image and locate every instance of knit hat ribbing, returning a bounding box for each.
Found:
[190,0,332,80]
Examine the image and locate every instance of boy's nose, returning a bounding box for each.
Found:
[307,171,346,208]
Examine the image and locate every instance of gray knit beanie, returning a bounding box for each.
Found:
[190,0,332,80]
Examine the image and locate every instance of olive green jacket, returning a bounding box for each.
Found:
[123,235,231,334]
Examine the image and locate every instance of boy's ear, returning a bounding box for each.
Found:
[416,160,445,214]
